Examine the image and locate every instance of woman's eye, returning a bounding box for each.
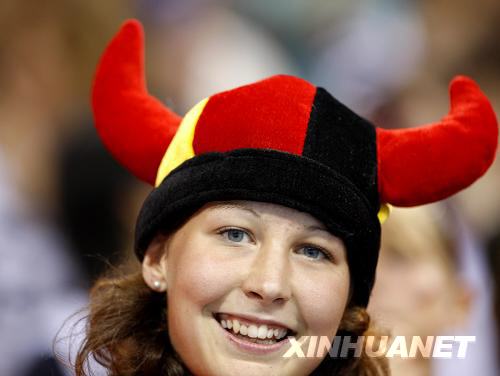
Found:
[297,246,330,261]
[220,228,250,243]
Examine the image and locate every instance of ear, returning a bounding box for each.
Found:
[142,234,169,292]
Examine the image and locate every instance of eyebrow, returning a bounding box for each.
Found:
[306,225,331,235]
[213,203,333,233]
[213,202,261,218]
[306,225,344,248]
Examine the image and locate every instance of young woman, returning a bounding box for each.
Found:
[73,20,498,376]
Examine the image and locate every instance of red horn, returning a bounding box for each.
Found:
[377,76,498,206]
[92,19,181,185]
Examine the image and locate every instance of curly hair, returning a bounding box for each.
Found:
[70,262,389,376]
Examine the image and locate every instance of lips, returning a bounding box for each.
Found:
[215,313,295,345]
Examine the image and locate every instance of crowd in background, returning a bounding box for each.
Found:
[0,0,499,375]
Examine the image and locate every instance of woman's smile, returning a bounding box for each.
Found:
[216,313,294,340]
[213,312,293,355]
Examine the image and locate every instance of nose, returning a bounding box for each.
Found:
[241,243,292,305]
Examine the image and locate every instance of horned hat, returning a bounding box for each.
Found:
[92,20,498,306]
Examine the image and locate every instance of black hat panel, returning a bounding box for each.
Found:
[302,88,379,211]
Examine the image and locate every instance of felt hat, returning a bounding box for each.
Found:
[92,20,498,306]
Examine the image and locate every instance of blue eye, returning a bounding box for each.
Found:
[298,246,330,260]
[220,228,249,243]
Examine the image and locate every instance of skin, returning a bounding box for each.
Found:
[143,200,350,376]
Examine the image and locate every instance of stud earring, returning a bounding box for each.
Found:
[153,280,162,290]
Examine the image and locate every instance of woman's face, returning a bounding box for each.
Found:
[143,201,350,376]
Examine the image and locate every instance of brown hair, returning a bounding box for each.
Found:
[70,261,389,376]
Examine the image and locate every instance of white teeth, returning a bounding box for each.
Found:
[278,329,287,339]
[267,328,274,338]
[258,325,268,339]
[219,316,290,340]
[233,320,240,334]
[248,325,258,338]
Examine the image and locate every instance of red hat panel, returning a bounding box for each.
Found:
[193,75,316,156]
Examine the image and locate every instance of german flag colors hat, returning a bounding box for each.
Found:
[92,20,498,306]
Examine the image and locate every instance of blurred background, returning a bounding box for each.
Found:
[0,0,499,375]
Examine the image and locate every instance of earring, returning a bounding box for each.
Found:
[153,280,162,290]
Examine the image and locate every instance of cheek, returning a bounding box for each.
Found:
[168,242,235,308]
[166,239,240,366]
[294,267,350,336]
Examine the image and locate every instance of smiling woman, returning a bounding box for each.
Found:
[75,202,384,376]
[72,19,498,376]
[143,201,351,375]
